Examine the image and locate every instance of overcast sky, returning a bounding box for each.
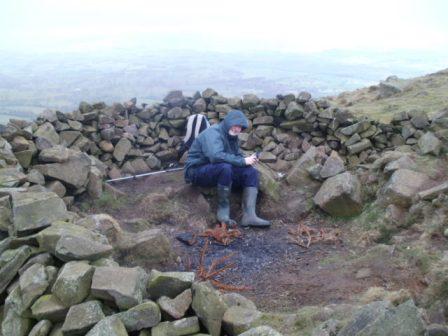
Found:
[1,0,448,54]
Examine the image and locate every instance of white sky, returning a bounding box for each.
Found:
[1,0,448,53]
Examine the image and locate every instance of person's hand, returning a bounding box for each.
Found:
[244,153,258,166]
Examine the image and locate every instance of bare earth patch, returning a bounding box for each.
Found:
[81,170,426,312]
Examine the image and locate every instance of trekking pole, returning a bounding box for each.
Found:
[105,167,184,183]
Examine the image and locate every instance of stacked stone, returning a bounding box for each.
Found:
[0,89,446,202]
[0,187,279,336]
[390,110,445,156]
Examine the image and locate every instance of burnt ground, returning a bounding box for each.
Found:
[82,170,426,312]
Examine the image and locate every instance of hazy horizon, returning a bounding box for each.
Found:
[1,0,448,122]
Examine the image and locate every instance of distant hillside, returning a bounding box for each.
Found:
[328,68,448,122]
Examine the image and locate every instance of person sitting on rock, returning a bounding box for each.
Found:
[184,109,271,227]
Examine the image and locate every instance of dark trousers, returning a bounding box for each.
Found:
[190,163,258,188]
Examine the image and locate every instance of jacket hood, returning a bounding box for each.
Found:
[221,110,249,133]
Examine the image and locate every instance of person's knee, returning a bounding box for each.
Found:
[244,167,259,186]
[216,163,232,175]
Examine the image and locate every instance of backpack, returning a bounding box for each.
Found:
[178,114,210,159]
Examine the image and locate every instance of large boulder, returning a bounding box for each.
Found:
[192,281,228,336]
[19,263,50,310]
[320,151,345,179]
[31,294,69,322]
[61,300,105,335]
[116,300,161,332]
[36,221,112,262]
[34,122,60,146]
[38,145,70,163]
[0,245,33,295]
[284,101,304,120]
[11,191,68,235]
[157,289,192,320]
[338,300,425,336]
[116,229,174,268]
[51,261,94,306]
[418,132,442,156]
[0,168,27,188]
[147,271,195,300]
[313,172,362,217]
[33,150,92,189]
[91,266,147,310]
[286,146,323,191]
[380,169,430,207]
[257,164,280,201]
[222,306,261,335]
[113,138,132,162]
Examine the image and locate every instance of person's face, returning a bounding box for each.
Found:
[229,125,242,136]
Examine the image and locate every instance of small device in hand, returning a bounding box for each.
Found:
[255,151,261,159]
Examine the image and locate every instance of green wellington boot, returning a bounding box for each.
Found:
[216,184,236,225]
[240,187,271,227]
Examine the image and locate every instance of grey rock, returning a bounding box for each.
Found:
[338,300,425,336]
[0,245,33,296]
[0,168,27,188]
[157,289,192,319]
[18,253,54,275]
[35,123,60,146]
[46,181,66,198]
[31,294,69,322]
[55,235,113,262]
[151,316,200,336]
[117,229,174,269]
[11,191,68,235]
[147,270,194,300]
[163,90,185,107]
[91,266,147,310]
[113,138,132,162]
[116,300,160,331]
[222,306,261,335]
[223,293,257,310]
[242,94,260,108]
[62,300,105,336]
[33,150,92,189]
[85,316,128,336]
[313,172,362,217]
[347,138,372,155]
[0,195,11,232]
[52,261,94,307]
[192,281,228,336]
[320,151,345,179]
[28,319,53,336]
[284,101,304,120]
[1,307,32,336]
[238,326,282,336]
[38,146,70,163]
[418,132,442,156]
[340,121,371,136]
[19,263,50,309]
[36,221,112,262]
[381,169,430,207]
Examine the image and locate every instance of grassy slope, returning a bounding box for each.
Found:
[328,68,448,122]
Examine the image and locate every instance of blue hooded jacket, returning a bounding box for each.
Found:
[184,110,249,182]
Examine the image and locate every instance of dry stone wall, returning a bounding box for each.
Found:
[0,88,446,202]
